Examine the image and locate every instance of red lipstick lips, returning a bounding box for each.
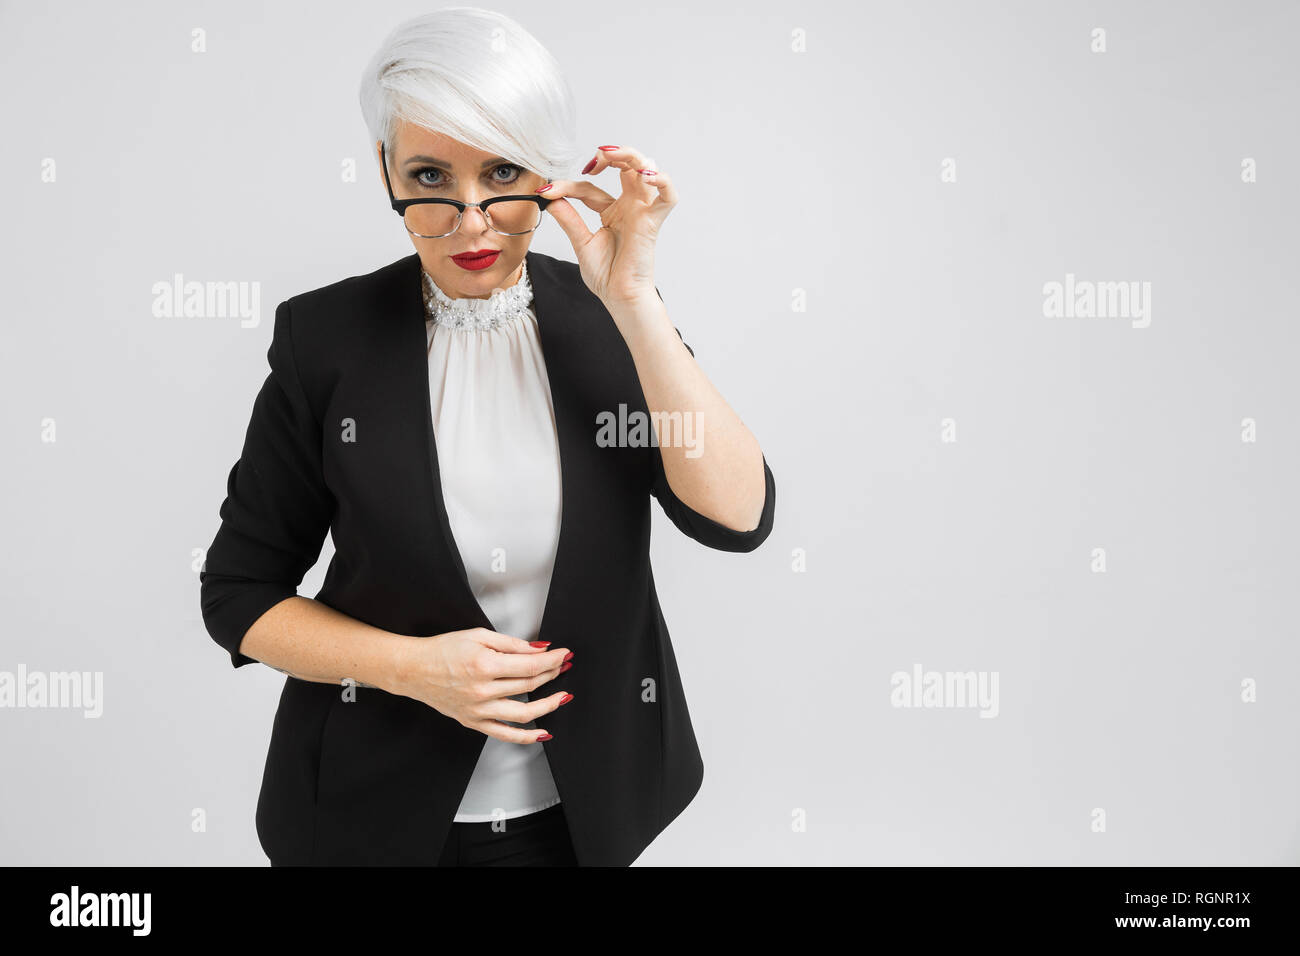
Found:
[450,249,501,271]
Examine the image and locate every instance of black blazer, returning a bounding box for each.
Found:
[199,249,776,865]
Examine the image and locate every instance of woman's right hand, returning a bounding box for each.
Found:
[390,627,574,743]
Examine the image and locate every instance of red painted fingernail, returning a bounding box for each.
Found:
[559,693,574,705]
[563,651,574,662]
[535,184,552,193]
[536,733,553,741]
[560,661,572,673]
[639,169,656,175]
[597,145,619,151]
[581,157,596,174]
[529,641,551,647]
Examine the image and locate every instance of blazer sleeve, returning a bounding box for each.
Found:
[647,287,776,553]
[199,299,335,668]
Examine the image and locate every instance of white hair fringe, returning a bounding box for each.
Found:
[359,6,583,183]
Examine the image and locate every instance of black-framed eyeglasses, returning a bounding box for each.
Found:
[380,141,552,239]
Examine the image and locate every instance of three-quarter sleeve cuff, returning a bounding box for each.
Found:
[200,575,297,668]
[666,455,776,553]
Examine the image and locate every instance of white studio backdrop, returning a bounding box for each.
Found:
[0,0,1296,865]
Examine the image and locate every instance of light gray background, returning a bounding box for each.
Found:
[1,0,1296,865]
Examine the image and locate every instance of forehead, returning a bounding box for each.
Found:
[392,123,496,165]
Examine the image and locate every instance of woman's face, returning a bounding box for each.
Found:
[379,121,548,299]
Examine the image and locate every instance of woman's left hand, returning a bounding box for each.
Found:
[537,144,677,308]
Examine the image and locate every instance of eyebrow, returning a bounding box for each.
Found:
[402,154,510,171]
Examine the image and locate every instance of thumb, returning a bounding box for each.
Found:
[473,629,548,654]
[543,196,593,250]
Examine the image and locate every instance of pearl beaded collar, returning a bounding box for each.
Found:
[422,259,534,331]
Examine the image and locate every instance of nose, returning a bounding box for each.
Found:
[455,196,494,236]
[461,203,490,232]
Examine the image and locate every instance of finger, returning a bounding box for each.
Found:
[595,145,658,202]
[537,180,617,250]
[582,144,629,178]
[473,719,555,745]
[639,155,661,203]
[479,644,571,679]
[477,629,556,653]
[540,196,591,250]
[488,658,569,697]
[471,628,562,658]
[469,628,529,653]
[476,690,574,725]
[587,144,650,185]
[637,164,677,222]
[538,178,617,213]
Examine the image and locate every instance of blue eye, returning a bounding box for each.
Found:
[492,164,523,184]
[412,164,523,189]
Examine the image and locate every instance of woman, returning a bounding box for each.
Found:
[199,7,775,866]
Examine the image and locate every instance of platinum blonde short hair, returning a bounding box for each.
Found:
[359,6,581,183]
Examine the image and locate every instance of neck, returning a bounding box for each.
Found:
[422,256,532,331]
[445,260,524,300]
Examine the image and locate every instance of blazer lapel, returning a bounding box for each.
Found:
[527,249,582,650]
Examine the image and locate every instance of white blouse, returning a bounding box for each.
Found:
[423,262,564,823]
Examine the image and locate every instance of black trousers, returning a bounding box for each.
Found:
[436,802,578,867]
